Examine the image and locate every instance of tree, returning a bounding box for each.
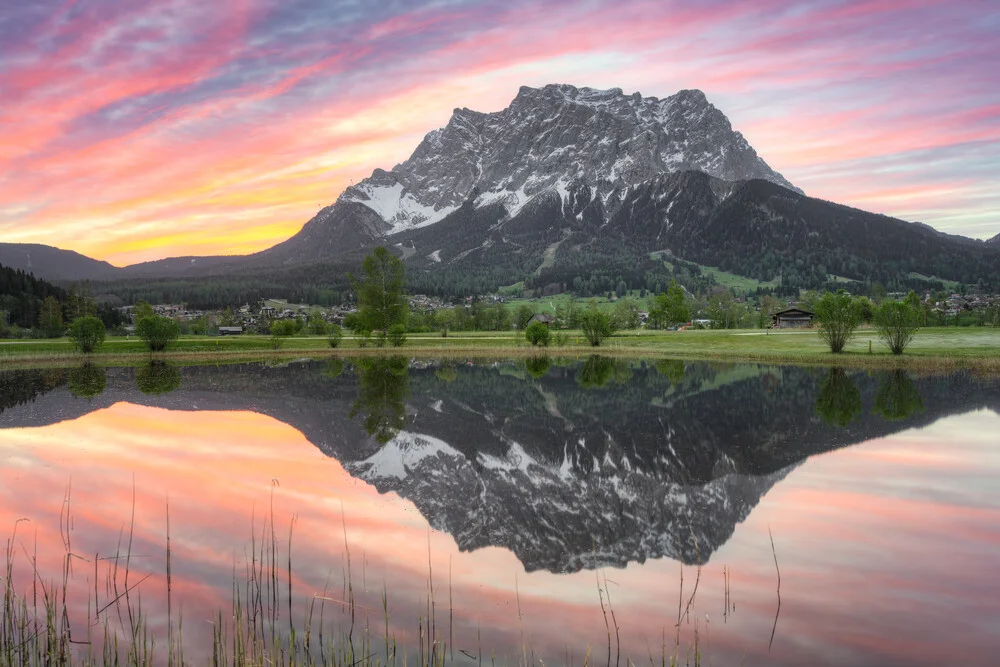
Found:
[307,310,329,335]
[68,317,106,354]
[328,323,344,348]
[611,299,641,330]
[579,307,613,347]
[38,296,63,337]
[814,291,862,353]
[269,319,298,349]
[132,300,155,323]
[387,323,407,347]
[514,305,535,330]
[525,321,550,346]
[136,361,181,395]
[136,315,180,352]
[348,247,407,343]
[647,282,690,329]
[874,300,921,355]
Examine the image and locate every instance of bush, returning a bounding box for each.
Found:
[387,323,407,347]
[68,317,106,354]
[525,321,550,346]
[874,301,921,355]
[814,291,862,353]
[136,315,180,352]
[579,309,613,347]
[328,323,343,348]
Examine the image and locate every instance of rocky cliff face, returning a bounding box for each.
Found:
[260,84,798,261]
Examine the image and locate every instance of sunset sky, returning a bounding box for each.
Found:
[1,0,997,266]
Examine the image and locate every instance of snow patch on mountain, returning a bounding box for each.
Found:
[356,431,460,480]
[327,83,800,239]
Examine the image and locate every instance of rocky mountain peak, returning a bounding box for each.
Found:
[264,83,802,262]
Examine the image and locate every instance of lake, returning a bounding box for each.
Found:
[1,357,999,665]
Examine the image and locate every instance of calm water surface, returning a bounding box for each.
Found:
[1,358,998,665]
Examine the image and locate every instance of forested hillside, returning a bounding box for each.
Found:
[0,264,67,330]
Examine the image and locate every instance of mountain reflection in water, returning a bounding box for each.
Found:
[1,358,999,665]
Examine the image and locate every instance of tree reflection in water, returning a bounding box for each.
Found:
[136,361,182,396]
[68,363,106,399]
[814,368,862,427]
[350,356,410,443]
[525,356,551,379]
[874,370,925,421]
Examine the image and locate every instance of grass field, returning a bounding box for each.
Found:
[1,327,997,372]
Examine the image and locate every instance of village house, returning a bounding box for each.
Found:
[771,308,815,329]
[527,313,555,327]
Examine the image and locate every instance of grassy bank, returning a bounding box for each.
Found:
[0,327,997,372]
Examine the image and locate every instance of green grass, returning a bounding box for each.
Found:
[907,272,961,292]
[1,327,998,372]
[650,251,779,293]
[503,291,651,315]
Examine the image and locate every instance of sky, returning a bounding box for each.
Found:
[0,0,998,267]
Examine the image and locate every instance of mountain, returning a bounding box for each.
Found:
[3,360,998,572]
[988,233,1000,247]
[3,84,999,297]
[261,84,799,263]
[0,243,119,282]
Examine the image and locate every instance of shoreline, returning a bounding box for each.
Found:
[1,337,997,373]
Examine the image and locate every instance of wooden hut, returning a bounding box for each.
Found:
[527,313,555,328]
[771,308,815,329]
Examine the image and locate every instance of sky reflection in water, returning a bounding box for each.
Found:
[0,360,998,665]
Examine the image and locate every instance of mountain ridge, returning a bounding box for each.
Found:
[1,83,998,294]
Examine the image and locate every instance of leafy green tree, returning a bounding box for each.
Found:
[68,316,106,354]
[38,296,63,337]
[68,363,106,399]
[576,355,615,388]
[873,371,924,421]
[579,307,613,347]
[648,281,690,329]
[269,319,298,349]
[514,305,535,330]
[349,247,407,342]
[328,323,343,348]
[525,321,550,346]
[874,300,921,355]
[525,356,551,379]
[814,368,862,427]
[307,310,329,335]
[136,361,181,395]
[66,284,98,319]
[136,315,180,352]
[814,291,862,353]
[387,323,407,347]
[350,356,409,444]
[132,300,155,323]
[219,306,238,327]
[611,299,641,330]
